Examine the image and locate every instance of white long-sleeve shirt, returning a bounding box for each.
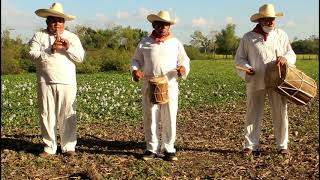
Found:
[235,28,296,91]
[131,36,190,86]
[29,29,85,85]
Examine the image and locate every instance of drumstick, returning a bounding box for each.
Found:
[235,65,251,73]
[276,49,281,78]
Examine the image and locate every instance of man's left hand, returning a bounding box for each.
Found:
[60,38,70,50]
[276,56,287,66]
[177,66,186,77]
[53,38,70,51]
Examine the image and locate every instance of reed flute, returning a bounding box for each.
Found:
[52,31,60,54]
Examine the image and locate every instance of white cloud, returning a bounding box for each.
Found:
[226,17,233,24]
[285,20,296,27]
[278,20,296,29]
[116,11,130,19]
[192,17,207,27]
[116,8,150,20]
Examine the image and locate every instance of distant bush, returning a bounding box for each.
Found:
[292,36,319,54]
[1,45,24,74]
[76,48,131,73]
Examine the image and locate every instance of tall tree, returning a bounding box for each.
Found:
[215,24,239,56]
[207,30,219,57]
[190,30,210,53]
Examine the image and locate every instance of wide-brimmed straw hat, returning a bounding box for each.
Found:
[147,10,176,25]
[35,2,75,21]
[250,4,283,23]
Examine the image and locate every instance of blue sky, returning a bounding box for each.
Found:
[1,0,319,44]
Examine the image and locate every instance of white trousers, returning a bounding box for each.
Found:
[244,88,288,151]
[37,83,77,154]
[142,83,179,154]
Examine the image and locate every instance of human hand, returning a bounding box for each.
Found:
[246,68,255,75]
[52,37,69,53]
[59,38,70,50]
[276,56,287,66]
[176,66,186,77]
[132,70,144,82]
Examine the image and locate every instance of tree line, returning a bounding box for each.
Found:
[1,24,319,74]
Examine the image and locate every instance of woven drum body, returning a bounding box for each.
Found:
[265,62,317,105]
[149,76,169,104]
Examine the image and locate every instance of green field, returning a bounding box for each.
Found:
[1,59,318,129]
[1,59,319,179]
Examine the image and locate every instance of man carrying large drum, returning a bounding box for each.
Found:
[130,10,190,161]
[234,4,296,156]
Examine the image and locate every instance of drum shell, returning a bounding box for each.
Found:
[149,76,169,104]
[265,62,317,105]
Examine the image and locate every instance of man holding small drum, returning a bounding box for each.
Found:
[131,10,190,161]
[234,4,296,156]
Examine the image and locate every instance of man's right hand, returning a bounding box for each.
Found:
[132,70,144,82]
[246,68,255,75]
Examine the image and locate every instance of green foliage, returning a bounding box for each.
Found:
[73,25,148,51]
[292,36,319,54]
[215,24,240,56]
[184,45,203,60]
[1,25,319,75]
[190,31,206,48]
[2,59,318,128]
[76,48,132,73]
[189,30,218,54]
[1,30,24,74]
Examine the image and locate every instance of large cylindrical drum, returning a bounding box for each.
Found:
[265,62,317,105]
[149,76,169,104]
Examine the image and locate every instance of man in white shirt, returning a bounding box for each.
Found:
[235,4,296,156]
[29,2,85,157]
[131,10,190,161]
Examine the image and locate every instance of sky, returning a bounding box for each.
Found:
[1,0,319,44]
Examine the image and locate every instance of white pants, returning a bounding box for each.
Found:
[244,88,288,151]
[142,83,179,154]
[37,83,77,154]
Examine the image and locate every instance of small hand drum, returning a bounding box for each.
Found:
[149,76,169,104]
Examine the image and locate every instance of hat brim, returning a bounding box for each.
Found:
[147,14,175,25]
[35,9,75,21]
[250,12,283,22]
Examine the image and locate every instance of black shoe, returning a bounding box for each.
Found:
[164,151,178,161]
[141,150,156,161]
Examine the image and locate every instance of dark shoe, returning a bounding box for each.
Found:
[63,151,77,156]
[279,149,289,156]
[39,152,52,158]
[243,148,252,156]
[141,150,156,161]
[164,151,178,161]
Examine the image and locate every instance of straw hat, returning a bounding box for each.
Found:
[147,10,176,25]
[250,4,283,23]
[35,2,75,21]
